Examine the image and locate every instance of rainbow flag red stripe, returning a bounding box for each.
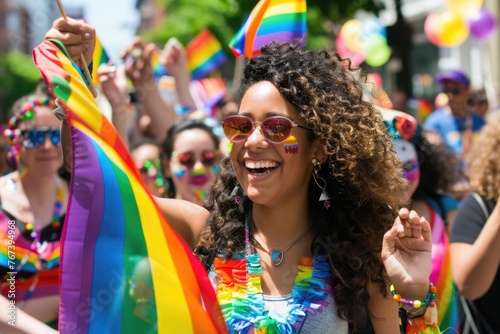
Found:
[32,39,227,333]
[229,0,307,58]
[186,29,227,79]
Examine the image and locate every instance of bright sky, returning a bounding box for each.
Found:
[61,0,139,63]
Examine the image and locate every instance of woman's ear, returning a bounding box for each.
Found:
[310,139,328,165]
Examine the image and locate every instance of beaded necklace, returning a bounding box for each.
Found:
[13,176,64,271]
[213,216,332,333]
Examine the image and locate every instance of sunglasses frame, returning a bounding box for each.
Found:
[221,115,311,143]
[21,127,61,148]
[172,150,219,169]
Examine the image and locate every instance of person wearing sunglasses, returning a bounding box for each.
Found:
[0,92,67,333]
[50,18,437,334]
[131,138,169,198]
[161,118,221,204]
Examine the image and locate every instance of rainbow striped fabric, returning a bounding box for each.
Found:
[32,39,227,333]
[229,0,307,58]
[91,34,110,85]
[186,29,227,79]
[427,204,460,331]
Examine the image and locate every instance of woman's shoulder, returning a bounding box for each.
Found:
[154,197,209,248]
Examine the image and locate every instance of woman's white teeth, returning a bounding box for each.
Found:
[245,161,277,169]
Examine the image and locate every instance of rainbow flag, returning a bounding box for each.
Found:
[186,29,227,79]
[427,205,460,332]
[189,77,227,115]
[32,39,227,333]
[91,34,110,85]
[229,0,307,58]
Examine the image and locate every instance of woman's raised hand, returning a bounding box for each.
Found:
[45,17,95,70]
[382,208,432,301]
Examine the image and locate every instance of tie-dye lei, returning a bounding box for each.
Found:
[213,252,332,333]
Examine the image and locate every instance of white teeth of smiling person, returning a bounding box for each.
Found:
[245,161,278,169]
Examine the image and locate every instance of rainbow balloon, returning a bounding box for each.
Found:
[32,39,227,333]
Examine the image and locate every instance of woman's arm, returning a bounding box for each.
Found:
[154,197,209,249]
[122,38,176,142]
[368,284,400,334]
[0,295,57,334]
[450,196,500,299]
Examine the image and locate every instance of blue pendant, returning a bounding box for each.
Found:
[270,250,284,266]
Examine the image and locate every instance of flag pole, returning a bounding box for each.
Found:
[55,0,98,98]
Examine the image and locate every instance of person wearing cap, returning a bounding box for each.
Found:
[424,70,486,200]
[424,70,485,156]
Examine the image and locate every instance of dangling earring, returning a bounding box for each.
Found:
[312,159,331,209]
[231,183,242,205]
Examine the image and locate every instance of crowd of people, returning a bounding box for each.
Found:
[0,15,498,334]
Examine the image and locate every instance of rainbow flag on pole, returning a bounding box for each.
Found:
[229,0,307,58]
[32,39,227,334]
[91,34,110,85]
[186,29,227,79]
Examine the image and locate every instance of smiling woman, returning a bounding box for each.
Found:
[0,92,68,333]
[47,16,440,334]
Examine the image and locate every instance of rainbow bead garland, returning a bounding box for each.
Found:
[390,282,437,309]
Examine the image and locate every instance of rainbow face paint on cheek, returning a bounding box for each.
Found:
[283,135,298,154]
[173,167,187,179]
[403,158,420,185]
[227,142,233,154]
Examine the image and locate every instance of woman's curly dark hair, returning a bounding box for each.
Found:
[194,42,405,329]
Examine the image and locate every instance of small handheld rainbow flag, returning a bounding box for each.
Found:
[33,39,227,333]
[91,34,110,85]
[229,0,307,58]
[186,29,227,79]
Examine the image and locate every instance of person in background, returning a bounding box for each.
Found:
[161,119,221,204]
[131,138,168,198]
[0,92,68,333]
[424,70,485,200]
[382,108,461,331]
[450,117,500,333]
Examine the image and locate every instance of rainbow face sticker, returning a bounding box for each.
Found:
[227,142,233,155]
[283,135,298,154]
[173,167,187,179]
[394,139,420,186]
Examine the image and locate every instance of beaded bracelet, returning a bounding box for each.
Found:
[390,282,437,309]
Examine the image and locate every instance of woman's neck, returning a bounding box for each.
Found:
[251,202,311,245]
[18,171,60,202]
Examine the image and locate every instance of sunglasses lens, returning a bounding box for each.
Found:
[50,129,61,146]
[177,152,195,168]
[22,128,61,148]
[261,117,293,143]
[202,150,217,166]
[223,117,253,142]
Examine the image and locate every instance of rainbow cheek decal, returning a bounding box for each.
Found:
[404,158,420,186]
[173,167,187,179]
[284,135,298,154]
[227,142,233,154]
